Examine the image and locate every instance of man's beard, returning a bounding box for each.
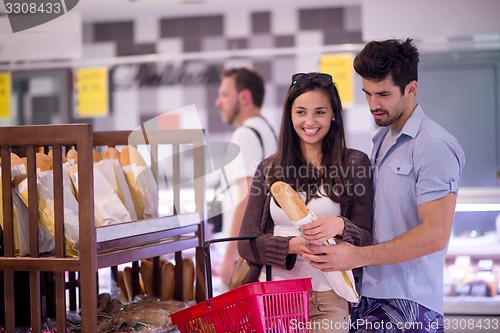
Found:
[372,108,404,127]
[226,104,241,125]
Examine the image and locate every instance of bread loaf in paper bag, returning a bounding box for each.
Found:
[0,153,55,256]
[270,181,359,303]
[0,155,25,255]
[95,147,138,221]
[120,145,158,219]
[15,152,79,256]
[69,162,133,227]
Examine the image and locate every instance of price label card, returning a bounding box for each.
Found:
[0,73,11,118]
[319,53,354,105]
[74,67,109,117]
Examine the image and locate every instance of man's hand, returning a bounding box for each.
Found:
[303,192,457,272]
[303,240,363,272]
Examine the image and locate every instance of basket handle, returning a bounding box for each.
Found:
[203,236,257,299]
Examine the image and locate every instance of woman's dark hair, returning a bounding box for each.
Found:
[353,38,420,95]
[269,72,348,203]
[220,67,265,108]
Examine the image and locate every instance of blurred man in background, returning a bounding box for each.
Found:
[213,67,277,287]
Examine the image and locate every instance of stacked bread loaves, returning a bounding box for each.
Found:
[117,258,194,303]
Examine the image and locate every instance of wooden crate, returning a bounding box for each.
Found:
[0,124,207,332]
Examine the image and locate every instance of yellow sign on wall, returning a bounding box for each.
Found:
[0,73,11,118]
[319,53,354,104]
[75,67,109,117]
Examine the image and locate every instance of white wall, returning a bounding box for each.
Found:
[362,0,500,41]
[0,12,82,62]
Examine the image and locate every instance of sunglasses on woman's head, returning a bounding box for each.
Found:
[291,73,333,88]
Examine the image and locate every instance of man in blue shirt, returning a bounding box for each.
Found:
[304,38,465,332]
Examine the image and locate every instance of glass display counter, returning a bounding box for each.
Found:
[443,188,500,332]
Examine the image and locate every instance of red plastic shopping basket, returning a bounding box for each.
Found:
[171,277,312,333]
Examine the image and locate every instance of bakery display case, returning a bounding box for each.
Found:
[444,187,500,332]
[0,124,207,332]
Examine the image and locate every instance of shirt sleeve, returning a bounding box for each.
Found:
[230,127,264,179]
[414,138,464,206]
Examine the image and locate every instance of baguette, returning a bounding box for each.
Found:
[65,147,101,163]
[102,147,121,160]
[11,151,52,171]
[10,153,24,167]
[123,266,144,301]
[117,270,129,302]
[93,148,103,162]
[120,145,147,167]
[47,149,67,163]
[271,185,358,302]
[120,146,130,166]
[21,157,28,169]
[68,164,78,177]
[160,261,175,300]
[182,258,195,301]
[140,259,154,296]
[36,152,52,171]
[159,257,168,268]
[270,181,309,221]
[66,148,78,164]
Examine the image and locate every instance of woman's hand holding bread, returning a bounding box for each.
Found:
[270,181,343,245]
[287,236,313,256]
[300,216,345,245]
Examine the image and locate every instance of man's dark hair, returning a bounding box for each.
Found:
[221,67,265,108]
[353,38,420,95]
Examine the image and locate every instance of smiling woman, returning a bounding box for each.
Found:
[237,72,373,332]
[291,89,334,155]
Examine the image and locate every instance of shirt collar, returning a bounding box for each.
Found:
[401,104,424,139]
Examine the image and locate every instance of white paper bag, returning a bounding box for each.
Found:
[70,165,132,226]
[295,211,359,303]
[122,163,159,219]
[1,165,55,256]
[12,187,55,256]
[94,159,138,221]
[16,169,80,256]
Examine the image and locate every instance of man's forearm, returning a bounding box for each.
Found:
[358,225,445,267]
[358,193,456,267]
